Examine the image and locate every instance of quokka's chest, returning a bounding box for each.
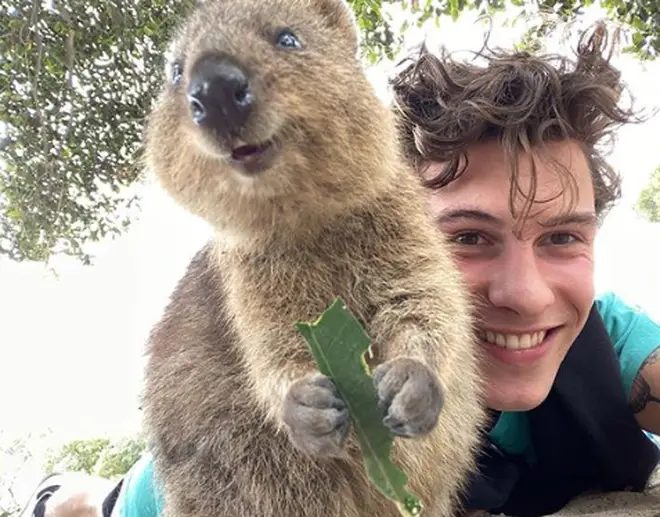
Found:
[226,253,384,325]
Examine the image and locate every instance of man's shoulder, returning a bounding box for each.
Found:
[116,453,162,517]
[595,291,658,344]
[595,291,660,396]
[595,290,638,319]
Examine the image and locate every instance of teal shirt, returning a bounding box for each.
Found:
[117,292,660,517]
[115,452,164,517]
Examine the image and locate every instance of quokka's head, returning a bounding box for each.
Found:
[144,0,401,240]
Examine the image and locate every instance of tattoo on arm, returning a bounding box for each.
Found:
[629,346,660,414]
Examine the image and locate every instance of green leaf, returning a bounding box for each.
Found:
[6,208,21,221]
[295,297,423,517]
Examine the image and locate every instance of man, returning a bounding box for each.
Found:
[390,20,660,515]
[22,19,660,517]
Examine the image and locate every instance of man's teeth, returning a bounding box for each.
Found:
[482,330,546,350]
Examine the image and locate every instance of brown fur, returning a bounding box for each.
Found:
[141,0,486,516]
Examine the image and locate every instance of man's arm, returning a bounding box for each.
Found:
[629,346,660,435]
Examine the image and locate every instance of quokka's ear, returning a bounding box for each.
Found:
[313,0,360,52]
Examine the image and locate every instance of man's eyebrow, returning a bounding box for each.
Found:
[537,212,598,228]
[434,209,503,226]
[434,208,598,228]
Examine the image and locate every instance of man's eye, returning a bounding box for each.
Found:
[451,232,483,246]
[546,232,578,246]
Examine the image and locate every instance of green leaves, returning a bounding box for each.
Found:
[636,165,660,222]
[0,0,197,264]
[534,0,659,59]
[296,298,423,517]
[44,436,147,479]
[44,438,112,475]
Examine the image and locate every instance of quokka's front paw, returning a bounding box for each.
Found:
[282,373,350,457]
[373,357,444,438]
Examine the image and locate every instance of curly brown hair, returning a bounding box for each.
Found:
[390,21,640,224]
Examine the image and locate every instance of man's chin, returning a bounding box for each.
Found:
[485,378,555,412]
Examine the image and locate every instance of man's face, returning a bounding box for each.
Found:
[427,139,598,412]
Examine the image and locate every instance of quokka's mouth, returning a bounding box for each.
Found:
[229,139,276,175]
[231,141,272,161]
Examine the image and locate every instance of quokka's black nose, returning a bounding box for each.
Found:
[187,54,254,134]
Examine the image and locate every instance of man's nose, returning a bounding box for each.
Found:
[487,245,555,316]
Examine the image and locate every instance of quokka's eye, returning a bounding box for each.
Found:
[171,61,184,86]
[275,29,301,49]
